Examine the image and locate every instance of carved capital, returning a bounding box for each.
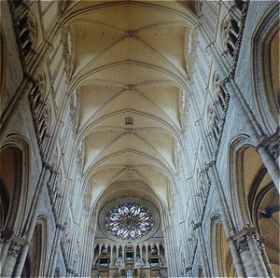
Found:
[191,220,201,231]
[204,159,216,170]
[67,268,77,276]
[231,225,263,253]
[257,129,280,159]
[7,237,28,258]
[56,223,65,231]
[266,130,280,160]
[236,237,250,253]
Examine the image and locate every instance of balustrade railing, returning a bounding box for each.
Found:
[222,0,249,75]
[46,166,63,226]
[28,80,50,157]
[206,78,230,155]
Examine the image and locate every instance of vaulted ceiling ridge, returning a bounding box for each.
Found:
[133,132,175,170]
[84,148,175,177]
[70,59,188,91]
[78,87,180,132]
[73,34,187,80]
[70,21,189,79]
[133,35,188,78]
[78,88,127,128]
[133,20,190,32]
[77,108,183,145]
[84,166,175,195]
[90,168,149,191]
[92,179,164,208]
[81,126,174,136]
[85,147,174,174]
[86,165,173,198]
[86,130,175,171]
[79,79,127,88]
[126,80,175,88]
[87,163,171,179]
[76,80,178,92]
[72,18,125,33]
[64,1,198,26]
[133,88,181,128]
[72,33,128,75]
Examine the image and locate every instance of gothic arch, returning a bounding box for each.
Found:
[0,135,29,237]
[211,218,236,277]
[252,4,279,133]
[22,217,48,277]
[229,135,253,228]
[232,143,280,276]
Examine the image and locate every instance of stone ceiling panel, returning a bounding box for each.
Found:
[64,0,196,208]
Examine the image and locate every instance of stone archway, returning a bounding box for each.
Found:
[235,146,279,276]
[252,5,279,132]
[0,146,23,237]
[212,221,236,277]
[0,138,30,277]
[22,219,47,277]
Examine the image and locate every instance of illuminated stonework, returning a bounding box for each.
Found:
[104,201,154,240]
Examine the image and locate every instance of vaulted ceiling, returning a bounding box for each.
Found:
[64,0,198,208]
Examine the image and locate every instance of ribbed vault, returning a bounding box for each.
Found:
[64,0,197,208]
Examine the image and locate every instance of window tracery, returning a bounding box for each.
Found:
[104,202,154,241]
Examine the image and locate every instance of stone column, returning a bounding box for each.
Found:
[206,163,246,277]
[44,225,64,277]
[110,244,113,267]
[11,165,53,277]
[197,225,211,277]
[1,237,28,277]
[169,226,180,277]
[231,225,271,277]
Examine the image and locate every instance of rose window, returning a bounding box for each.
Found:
[104,201,154,240]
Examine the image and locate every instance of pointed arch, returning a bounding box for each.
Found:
[211,217,236,277]
[231,138,280,276]
[252,4,279,133]
[0,135,30,236]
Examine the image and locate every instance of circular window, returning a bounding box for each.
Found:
[99,198,159,242]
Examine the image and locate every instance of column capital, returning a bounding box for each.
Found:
[191,221,202,231]
[204,159,216,170]
[56,223,66,231]
[230,225,263,253]
[256,128,280,160]
[7,236,29,258]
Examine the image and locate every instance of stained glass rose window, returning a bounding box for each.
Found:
[104,201,154,240]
